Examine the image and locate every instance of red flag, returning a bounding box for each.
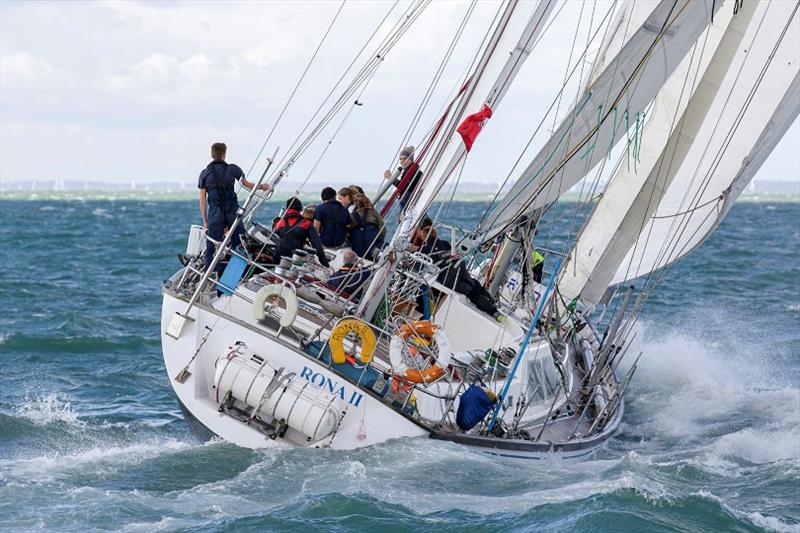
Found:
[457,104,493,152]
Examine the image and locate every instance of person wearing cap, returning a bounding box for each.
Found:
[271,197,329,267]
[383,146,424,208]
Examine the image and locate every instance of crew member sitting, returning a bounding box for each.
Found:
[328,250,370,300]
[314,187,350,248]
[413,218,503,322]
[271,198,330,267]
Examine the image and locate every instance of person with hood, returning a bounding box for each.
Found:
[271,197,330,267]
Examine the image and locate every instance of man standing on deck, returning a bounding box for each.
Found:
[198,142,269,272]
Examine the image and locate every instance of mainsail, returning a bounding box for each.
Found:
[559,0,748,307]
[472,0,723,245]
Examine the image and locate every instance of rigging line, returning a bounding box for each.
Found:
[618,4,796,341]
[646,16,793,287]
[523,0,685,227]
[390,0,479,171]
[546,0,602,254]
[649,194,723,219]
[381,0,504,201]
[287,2,430,164]
[245,0,347,177]
[468,0,618,236]
[295,80,372,193]
[550,0,587,138]
[269,0,428,180]
[395,0,521,215]
[636,0,787,288]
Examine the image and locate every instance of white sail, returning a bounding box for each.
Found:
[583,1,660,90]
[358,0,556,318]
[559,0,746,307]
[611,0,800,286]
[473,0,722,245]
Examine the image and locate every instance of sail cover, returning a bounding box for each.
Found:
[559,0,745,307]
[472,0,722,244]
[611,0,800,286]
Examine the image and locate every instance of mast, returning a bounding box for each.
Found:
[357,0,556,320]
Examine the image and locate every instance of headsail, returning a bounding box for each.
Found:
[559,0,748,307]
[471,0,723,245]
[610,0,800,287]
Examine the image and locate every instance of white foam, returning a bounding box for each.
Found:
[0,439,192,484]
[711,427,800,464]
[16,394,82,426]
[745,512,800,533]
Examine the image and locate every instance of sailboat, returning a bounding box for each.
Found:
[161,0,799,460]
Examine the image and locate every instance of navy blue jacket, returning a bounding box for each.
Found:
[314,200,350,248]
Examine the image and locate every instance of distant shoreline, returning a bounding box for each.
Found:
[0,190,798,203]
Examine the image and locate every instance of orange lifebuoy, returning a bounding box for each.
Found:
[389,321,452,385]
[398,320,439,339]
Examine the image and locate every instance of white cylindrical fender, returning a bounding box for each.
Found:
[252,283,298,328]
[214,350,340,442]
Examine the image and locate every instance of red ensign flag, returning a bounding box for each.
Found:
[457,104,493,152]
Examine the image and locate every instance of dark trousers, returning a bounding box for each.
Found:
[460,278,498,317]
[441,267,499,318]
[205,203,245,275]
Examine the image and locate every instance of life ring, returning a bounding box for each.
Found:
[252,283,298,328]
[329,318,376,364]
[389,321,452,384]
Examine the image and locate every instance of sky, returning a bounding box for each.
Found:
[1,0,798,190]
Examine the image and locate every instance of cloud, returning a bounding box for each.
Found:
[0,52,54,84]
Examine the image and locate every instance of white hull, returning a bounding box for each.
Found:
[161,270,622,461]
[161,290,428,450]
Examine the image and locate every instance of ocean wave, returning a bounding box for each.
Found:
[0,438,194,485]
[625,325,800,457]
[15,393,82,427]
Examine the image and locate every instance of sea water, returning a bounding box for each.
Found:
[0,199,797,532]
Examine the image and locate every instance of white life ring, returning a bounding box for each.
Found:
[389,322,452,384]
[252,283,298,328]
